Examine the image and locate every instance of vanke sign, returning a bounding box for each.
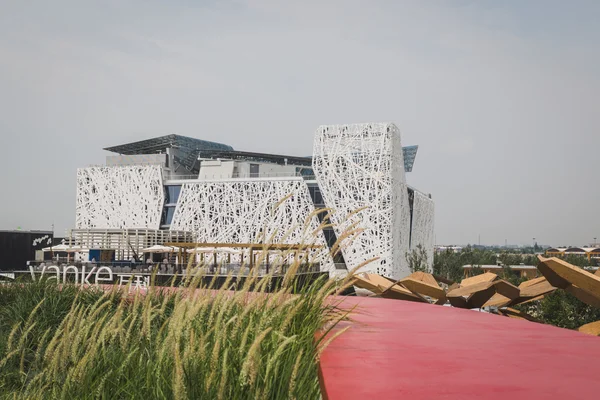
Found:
[27,265,151,289]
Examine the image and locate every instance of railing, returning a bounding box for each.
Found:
[164,172,316,181]
[23,260,321,276]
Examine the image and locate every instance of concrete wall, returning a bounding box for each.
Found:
[198,160,298,179]
[106,154,167,167]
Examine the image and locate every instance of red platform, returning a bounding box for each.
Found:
[319,297,600,399]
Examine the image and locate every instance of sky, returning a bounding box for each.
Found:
[0,0,598,246]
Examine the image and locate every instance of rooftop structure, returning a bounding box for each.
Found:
[104,134,233,174]
[546,247,600,261]
[103,134,419,177]
[401,145,418,172]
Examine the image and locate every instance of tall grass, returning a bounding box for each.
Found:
[0,260,352,399]
[0,203,364,399]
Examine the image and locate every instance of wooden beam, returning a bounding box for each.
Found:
[537,256,600,300]
[483,293,512,308]
[460,272,498,287]
[516,278,555,299]
[466,285,497,309]
[398,277,446,300]
[578,320,600,336]
[500,307,541,323]
[432,274,455,286]
[378,283,429,303]
[493,280,520,300]
[448,295,469,308]
[352,273,426,303]
[565,285,600,308]
[408,272,439,287]
[447,280,495,298]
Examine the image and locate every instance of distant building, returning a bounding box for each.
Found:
[0,230,54,271]
[435,246,463,254]
[545,247,600,262]
[462,263,599,280]
[73,123,435,279]
[462,264,540,279]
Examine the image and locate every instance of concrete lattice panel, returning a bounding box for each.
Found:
[411,191,435,270]
[76,165,164,229]
[312,122,411,279]
[169,178,334,274]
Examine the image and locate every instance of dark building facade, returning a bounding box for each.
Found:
[0,230,54,271]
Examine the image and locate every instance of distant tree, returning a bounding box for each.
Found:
[562,254,589,268]
[433,250,463,283]
[500,265,525,286]
[406,244,430,273]
[518,290,600,330]
[469,265,484,277]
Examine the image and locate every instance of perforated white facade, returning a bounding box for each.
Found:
[169,178,334,273]
[312,123,411,278]
[76,165,164,229]
[74,124,434,279]
[411,191,435,270]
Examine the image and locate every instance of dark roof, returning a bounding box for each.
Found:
[104,135,234,173]
[103,134,418,172]
[199,147,417,170]
[104,134,233,155]
[197,150,313,166]
[0,230,53,234]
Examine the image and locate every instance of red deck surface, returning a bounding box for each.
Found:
[319,297,600,399]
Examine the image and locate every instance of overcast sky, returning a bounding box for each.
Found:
[0,0,598,246]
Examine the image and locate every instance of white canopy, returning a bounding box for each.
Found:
[142,245,180,253]
[42,244,89,253]
[187,246,240,254]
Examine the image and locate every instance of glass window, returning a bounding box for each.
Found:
[161,206,177,226]
[165,185,181,205]
[166,207,176,225]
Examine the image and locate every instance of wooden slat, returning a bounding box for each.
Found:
[578,320,600,336]
[519,276,548,289]
[447,280,495,298]
[448,283,460,292]
[352,273,426,302]
[434,297,447,305]
[537,256,600,300]
[483,293,512,308]
[460,272,498,287]
[517,294,546,305]
[398,278,446,300]
[565,285,600,308]
[500,307,541,323]
[408,271,439,287]
[352,273,388,294]
[537,261,569,289]
[448,278,517,309]
[448,295,469,308]
[494,280,520,300]
[379,284,429,303]
[518,278,555,298]
[466,285,497,309]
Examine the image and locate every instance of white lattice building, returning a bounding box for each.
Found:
[74,126,434,279]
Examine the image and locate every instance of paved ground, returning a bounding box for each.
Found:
[319,296,600,399]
